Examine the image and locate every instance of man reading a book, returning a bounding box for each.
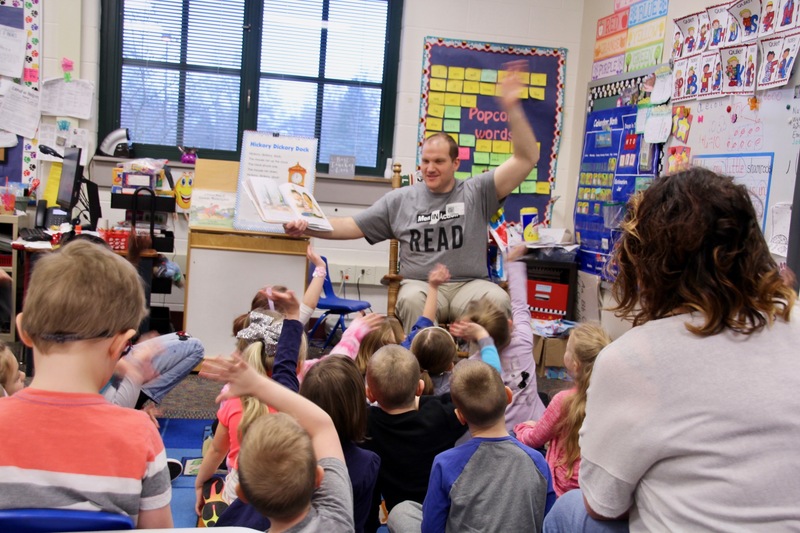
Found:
[284,60,539,332]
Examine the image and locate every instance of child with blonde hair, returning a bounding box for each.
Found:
[201,350,354,533]
[514,322,611,496]
[0,344,23,396]
[196,289,306,522]
[450,245,544,431]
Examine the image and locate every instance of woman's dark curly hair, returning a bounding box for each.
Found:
[608,167,794,336]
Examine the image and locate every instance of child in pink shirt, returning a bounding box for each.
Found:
[514,323,611,496]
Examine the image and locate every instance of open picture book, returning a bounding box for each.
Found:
[243,177,332,232]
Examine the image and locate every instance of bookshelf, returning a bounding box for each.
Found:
[0,214,23,343]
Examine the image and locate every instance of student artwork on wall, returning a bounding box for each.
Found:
[418,37,566,225]
[708,3,732,51]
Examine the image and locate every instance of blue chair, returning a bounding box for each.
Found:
[0,508,134,532]
[307,256,372,349]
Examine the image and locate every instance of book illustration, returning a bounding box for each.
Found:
[244,177,332,232]
[189,189,236,228]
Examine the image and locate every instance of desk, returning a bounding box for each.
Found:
[184,226,309,357]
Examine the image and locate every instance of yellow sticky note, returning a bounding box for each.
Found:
[463,81,480,94]
[446,79,464,93]
[448,66,465,80]
[492,140,511,153]
[460,94,477,108]
[479,82,495,96]
[428,104,445,118]
[475,139,493,152]
[447,133,459,143]
[431,78,447,92]
[425,130,438,138]
[530,73,547,86]
[426,117,443,131]
[518,88,529,99]
[444,93,461,106]
[429,92,446,105]
[536,181,551,194]
[530,87,545,100]
[44,162,62,206]
[431,65,448,78]
[465,68,482,81]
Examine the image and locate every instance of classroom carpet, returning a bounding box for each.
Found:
[158,417,214,528]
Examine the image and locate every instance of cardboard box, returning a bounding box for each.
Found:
[533,335,568,377]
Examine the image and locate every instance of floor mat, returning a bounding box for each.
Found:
[158,418,214,528]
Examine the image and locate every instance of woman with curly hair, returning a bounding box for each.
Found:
[545,167,799,533]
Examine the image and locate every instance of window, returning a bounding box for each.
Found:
[100,0,403,175]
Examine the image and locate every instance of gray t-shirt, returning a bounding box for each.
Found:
[580,313,800,532]
[282,457,354,533]
[353,171,500,281]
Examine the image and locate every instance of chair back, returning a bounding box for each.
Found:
[308,255,337,299]
[0,508,134,532]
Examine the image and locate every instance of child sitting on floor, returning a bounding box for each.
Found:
[514,322,611,496]
[201,352,354,533]
[388,359,556,533]
[0,343,24,396]
[196,289,306,525]
[450,244,546,432]
[301,356,381,533]
[363,345,467,522]
[0,240,172,527]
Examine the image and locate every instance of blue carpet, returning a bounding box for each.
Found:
[158,418,214,528]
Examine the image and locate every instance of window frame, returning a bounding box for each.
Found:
[99,0,402,176]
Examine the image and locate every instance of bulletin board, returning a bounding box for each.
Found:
[668,87,800,246]
[418,37,567,225]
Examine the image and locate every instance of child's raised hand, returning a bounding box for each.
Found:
[507,243,528,263]
[307,243,325,268]
[268,287,301,320]
[428,263,451,287]
[350,313,386,340]
[449,319,490,342]
[201,353,267,403]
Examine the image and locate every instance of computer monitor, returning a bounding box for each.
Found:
[56,147,83,214]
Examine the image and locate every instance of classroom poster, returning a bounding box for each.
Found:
[624,0,668,73]
[698,50,724,98]
[233,131,318,234]
[721,43,758,93]
[693,152,774,230]
[574,106,660,278]
[419,37,566,225]
[728,0,763,42]
[675,13,700,58]
[708,3,731,51]
[761,0,778,37]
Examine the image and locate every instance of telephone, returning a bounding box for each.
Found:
[35,200,70,229]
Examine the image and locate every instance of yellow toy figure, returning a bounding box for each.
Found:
[175,171,194,211]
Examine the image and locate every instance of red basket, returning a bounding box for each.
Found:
[0,254,12,268]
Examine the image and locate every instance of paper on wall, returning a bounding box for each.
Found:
[0,130,16,147]
[0,83,39,139]
[0,6,25,79]
[41,78,95,120]
[650,66,673,104]
[768,202,792,257]
[643,104,672,144]
[37,123,91,165]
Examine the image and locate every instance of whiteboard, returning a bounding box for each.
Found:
[670,85,800,243]
[185,247,307,358]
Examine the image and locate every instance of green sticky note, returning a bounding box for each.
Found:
[460,134,476,147]
[519,181,537,194]
[472,166,490,175]
[525,168,538,181]
[490,153,504,165]
[444,106,461,119]
[443,119,460,132]
[473,152,490,164]
[481,69,498,83]
[454,172,472,180]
